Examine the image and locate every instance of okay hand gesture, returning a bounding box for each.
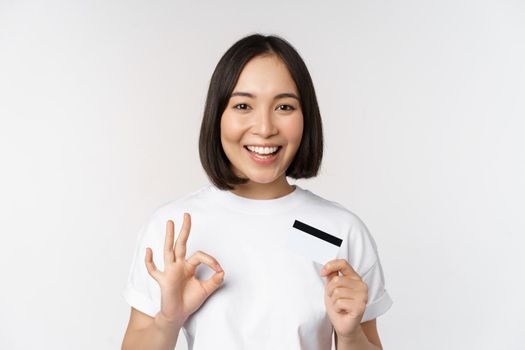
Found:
[145,213,225,327]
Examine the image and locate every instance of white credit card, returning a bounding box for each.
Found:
[285,219,342,266]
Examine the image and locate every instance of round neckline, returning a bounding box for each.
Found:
[208,183,307,215]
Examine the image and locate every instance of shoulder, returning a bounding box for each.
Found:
[300,187,368,227]
[299,187,379,251]
[148,184,214,224]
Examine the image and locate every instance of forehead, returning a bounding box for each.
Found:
[232,55,298,95]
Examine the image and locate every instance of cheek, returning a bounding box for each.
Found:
[220,113,245,144]
[282,115,304,146]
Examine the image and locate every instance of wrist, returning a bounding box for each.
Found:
[155,311,184,331]
[336,327,367,346]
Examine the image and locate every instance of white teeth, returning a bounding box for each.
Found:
[246,145,279,154]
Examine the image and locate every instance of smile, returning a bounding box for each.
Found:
[243,145,282,163]
[245,145,281,155]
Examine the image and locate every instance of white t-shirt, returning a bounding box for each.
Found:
[123,183,393,349]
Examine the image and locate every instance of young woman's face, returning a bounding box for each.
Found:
[220,54,304,186]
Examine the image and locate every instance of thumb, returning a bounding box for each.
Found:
[324,270,339,284]
[201,270,225,295]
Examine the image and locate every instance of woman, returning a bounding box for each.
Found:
[121,33,393,350]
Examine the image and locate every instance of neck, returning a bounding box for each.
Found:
[231,176,295,199]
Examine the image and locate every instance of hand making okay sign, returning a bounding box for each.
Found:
[320,259,369,340]
[145,213,225,327]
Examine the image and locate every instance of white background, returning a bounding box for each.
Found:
[1,0,524,349]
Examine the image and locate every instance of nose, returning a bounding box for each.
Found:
[252,108,278,138]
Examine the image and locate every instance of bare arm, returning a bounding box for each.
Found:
[122,308,182,350]
[335,319,383,350]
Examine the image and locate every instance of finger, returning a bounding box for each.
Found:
[330,287,368,306]
[174,213,191,260]
[332,298,363,317]
[164,220,175,266]
[186,250,225,296]
[186,250,223,273]
[326,277,361,297]
[145,247,161,281]
[321,259,361,280]
[200,269,225,296]
[328,286,356,299]
[324,270,339,284]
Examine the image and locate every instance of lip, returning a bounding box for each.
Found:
[244,145,282,165]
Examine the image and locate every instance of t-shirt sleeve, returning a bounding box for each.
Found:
[339,214,393,323]
[122,212,165,317]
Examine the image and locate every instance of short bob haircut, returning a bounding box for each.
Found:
[199,33,323,190]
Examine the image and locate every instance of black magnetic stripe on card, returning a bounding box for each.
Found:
[292,220,343,247]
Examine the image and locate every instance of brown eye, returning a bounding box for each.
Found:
[233,103,250,110]
[277,104,295,111]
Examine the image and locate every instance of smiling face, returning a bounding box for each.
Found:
[220,54,304,194]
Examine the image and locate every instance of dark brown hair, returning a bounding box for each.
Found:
[199,33,323,190]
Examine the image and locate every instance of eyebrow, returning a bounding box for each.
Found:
[230,91,300,101]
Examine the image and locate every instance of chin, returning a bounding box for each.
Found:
[249,179,278,185]
[245,174,283,185]
[234,167,286,186]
